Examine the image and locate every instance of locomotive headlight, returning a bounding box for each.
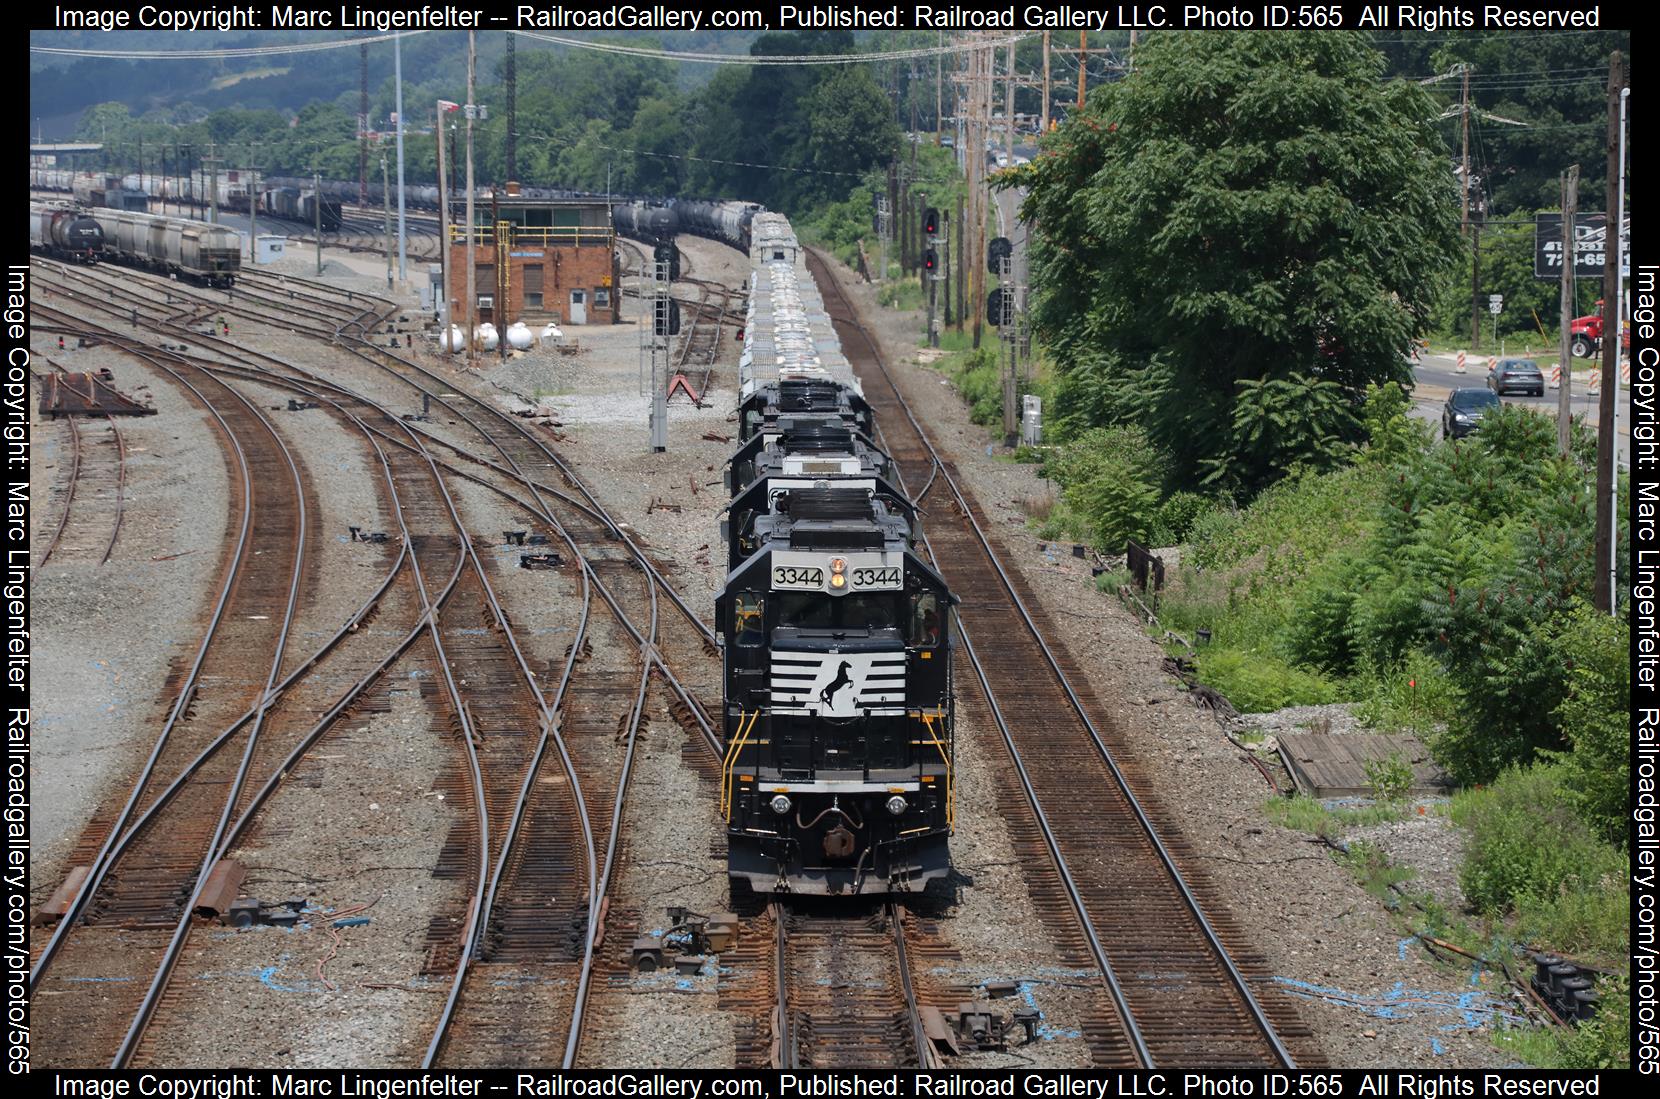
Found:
[885,795,908,816]
[770,794,792,816]
[830,557,847,589]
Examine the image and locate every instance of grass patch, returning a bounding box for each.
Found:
[1263,795,1411,839]
[1190,647,1339,713]
[1333,840,1418,904]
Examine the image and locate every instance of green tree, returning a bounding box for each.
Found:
[1013,31,1462,496]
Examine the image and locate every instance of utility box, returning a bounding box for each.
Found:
[254,235,286,265]
[1020,395,1043,447]
[422,264,443,314]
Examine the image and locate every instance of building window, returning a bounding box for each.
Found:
[594,288,610,308]
[525,292,543,308]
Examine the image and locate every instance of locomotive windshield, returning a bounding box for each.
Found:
[777,592,897,632]
[909,592,941,648]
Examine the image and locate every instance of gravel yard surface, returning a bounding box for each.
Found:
[814,256,1515,1068]
[29,343,231,905]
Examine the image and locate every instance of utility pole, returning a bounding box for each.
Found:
[464,30,478,367]
[394,31,407,281]
[1557,164,1578,455]
[247,144,260,262]
[359,42,369,207]
[205,144,218,225]
[505,31,517,183]
[1592,51,1624,614]
[935,31,943,145]
[942,202,953,329]
[955,194,965,331]
[436,103,451,330]
[1004,41,1016,169]
[1460,64,1471,234]
[1471,222,1481,352]
[999,251,1016,447]
[382,154,393,290]
[1077,32,1087,111]
[313,170,322,276]
[1041,31,1050,132]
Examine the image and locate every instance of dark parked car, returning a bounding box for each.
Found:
[1444,387,1501,439]
[1488,358,1545,397]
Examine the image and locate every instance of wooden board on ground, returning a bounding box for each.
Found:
[1277,732,1453,798]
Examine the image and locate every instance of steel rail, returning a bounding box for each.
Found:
[37,391,82,568]
[808,246,1296,1069]
[28,307,263,992]
[109,341,311,1068]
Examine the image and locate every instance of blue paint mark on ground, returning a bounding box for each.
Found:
[1431,1038,1447,1056]
[1272,976,1527,1030]
[1398,938,1414,961]
[259,965,306,993]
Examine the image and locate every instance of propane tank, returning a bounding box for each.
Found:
[539,323,564,345]
[506,321,535,350]
[474,324,499,351]
[440,325,466,353]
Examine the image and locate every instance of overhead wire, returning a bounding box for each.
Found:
[31,31,426,59]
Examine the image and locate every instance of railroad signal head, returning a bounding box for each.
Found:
[924,248,937,272]
[987,236,1013,274]
[654,298,681,337]
[986,290,1004,327]
[923,207,939,236]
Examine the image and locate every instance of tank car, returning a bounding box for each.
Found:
[612,202,679,244]
[29,202,105,262]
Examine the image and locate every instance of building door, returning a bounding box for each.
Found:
[569,288,587,325]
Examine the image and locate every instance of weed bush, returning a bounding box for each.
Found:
[1193,647,1338,713]
[1451,765,1624,925]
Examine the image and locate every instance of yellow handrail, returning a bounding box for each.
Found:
[918,709,953,831]
[720,709,760,822]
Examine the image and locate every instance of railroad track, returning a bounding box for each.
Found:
[33,364,126,569]
[34,256,732,1067]
[804,247,1315,1068]
[27,307,311,1068]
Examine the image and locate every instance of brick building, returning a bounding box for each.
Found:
[446,189,618,327]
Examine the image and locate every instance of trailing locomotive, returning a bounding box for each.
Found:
[717,212,955,896]
[30,202,105,262]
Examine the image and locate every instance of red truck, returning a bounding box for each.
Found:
[1569,299,1631,360]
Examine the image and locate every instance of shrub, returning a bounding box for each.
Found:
[1546,605,1632,846]
[1072,470,1158,553]
[1193,647,1338,714]
[1150,491,1209,545]
[1451,765,1624,919]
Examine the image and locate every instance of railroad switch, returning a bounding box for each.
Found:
[520,553,562,570]
[952,1003,1009,1052]
[1533,954,1600,1023]
[266,908,300,929]
[286,399,319,411]
[1012,1006,1040,1045]
[503,531,528,545]
[224,898,262,928]
[401,413,432,423]
[631,936,666,972]
[350,528,390,544]
[673,955,706,977]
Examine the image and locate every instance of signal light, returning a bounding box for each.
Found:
[923,248,937,272]
[923,207,939,236]
[829,556,847,589]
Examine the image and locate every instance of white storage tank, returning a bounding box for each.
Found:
[440,325,466,353]
[474,324,499,351]
[506,321,534,350]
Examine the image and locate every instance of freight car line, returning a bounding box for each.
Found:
[804,247,1309,1068]
[32,362,127,568]
[27,305,310,1069]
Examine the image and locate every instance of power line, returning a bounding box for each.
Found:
[31,31,424,59]
[512,29,1035,65]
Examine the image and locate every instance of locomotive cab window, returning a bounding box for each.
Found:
[779,592,897,632]
[734,592,765,646]
[910,592,941,648]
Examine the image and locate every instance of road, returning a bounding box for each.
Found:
[1408,353,1629,466]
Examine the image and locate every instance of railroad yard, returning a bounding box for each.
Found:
[25,224,1536,1071]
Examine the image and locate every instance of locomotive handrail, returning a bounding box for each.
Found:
[720,709,760,821]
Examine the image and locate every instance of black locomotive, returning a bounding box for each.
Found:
[716,213,955,896]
